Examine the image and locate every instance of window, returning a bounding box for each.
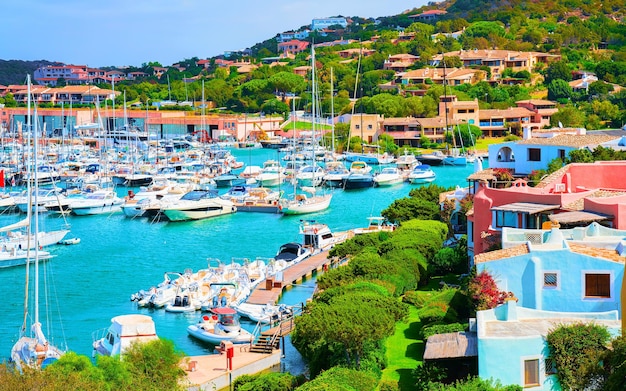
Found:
[355,125,360,130]
[545,357,557,375]
[558,149,566,160]
[367,124,372,130]
[585,273,611,298]
[524,359,540,387]
[528,148,541,161]
[544,272,558,288]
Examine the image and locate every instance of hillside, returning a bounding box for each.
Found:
[0,59,58,85]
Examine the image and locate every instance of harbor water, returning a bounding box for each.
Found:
[0,147,476,369]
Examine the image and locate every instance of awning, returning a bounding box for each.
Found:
[423,331,478,360]
[549,211,612,225]
[491,202,560,214]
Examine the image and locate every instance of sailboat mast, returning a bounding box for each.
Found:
[20,75,33,333]
[330,67,335,154]
[33,95,41,328]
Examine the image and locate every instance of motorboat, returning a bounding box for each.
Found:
[199,281,251,311]
[299,220,348,252]
[92,314,158,356]
[213,173,245,188]
[373,167,404,187]
[295,165,325,187]
[69,189,124,216]
[232,187,281,213]
[233,303,292,324]
[407,164,437,184]
[395,151,419,172]
[416,150,445,166]
[274,242,311,264]
[322,161,349,188]
[161,189,236,222]
[255,160,285,187]
[187,307,253,345]
[342,161,374,190]
[165,283,201,313]
[353,216,396,235]
[14,187,66,213]
[220,185,251,203]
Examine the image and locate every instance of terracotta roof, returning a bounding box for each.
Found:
[479,107,534,119]
[474,244,530,264]
[535,165,570,188]
[517,134,618,148]
[516,99,557,106]
[383,117,420,126]
[569,243,626,263]
[561,189,626,210]
[417,117,448,128]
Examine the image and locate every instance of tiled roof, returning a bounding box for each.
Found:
[474,244,530,264]
[569,243,626,263]
[517,134,618,148]
[479,107,534,119]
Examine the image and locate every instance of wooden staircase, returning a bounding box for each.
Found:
[248,306,302,354]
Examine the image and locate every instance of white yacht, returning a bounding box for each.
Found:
[161,189,236,221]
[93,314,158,356]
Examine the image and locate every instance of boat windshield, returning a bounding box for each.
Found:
[181,190,217,201]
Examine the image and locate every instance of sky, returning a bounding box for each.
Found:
[3,0,431,68]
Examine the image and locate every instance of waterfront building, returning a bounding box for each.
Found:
[311,17,348,31]
[468,160,626,258]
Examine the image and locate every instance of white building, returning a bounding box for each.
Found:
[311,17,348,31]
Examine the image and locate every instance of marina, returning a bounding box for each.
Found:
[0,146,476,371]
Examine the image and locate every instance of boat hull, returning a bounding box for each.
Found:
[280,194,332,215]
[187,324,253,345]
[162,205,236,221]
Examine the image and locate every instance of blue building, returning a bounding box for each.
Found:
[474,237,626,389]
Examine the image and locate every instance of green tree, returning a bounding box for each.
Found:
[547,79,573,101]
[268,71,307,96]
[3,92,17,107]
[546,323,610,391]
[550,105,586,127]
[544,60,572,85]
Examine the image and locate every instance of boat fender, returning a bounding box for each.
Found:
[232,206,236,212]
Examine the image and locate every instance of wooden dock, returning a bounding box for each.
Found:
[246,250,337,305]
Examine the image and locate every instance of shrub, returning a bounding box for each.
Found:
[546,323,611,390]
[422,323,466,340]
[468,270,505,311]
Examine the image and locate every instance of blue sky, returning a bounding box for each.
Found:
[4,0,430,68]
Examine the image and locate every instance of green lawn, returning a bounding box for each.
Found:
[280,120,333,131]
[381,306,424,390]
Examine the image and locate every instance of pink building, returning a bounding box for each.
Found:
[468,161,626,258]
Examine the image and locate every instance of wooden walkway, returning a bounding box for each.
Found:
[246,250,337,305]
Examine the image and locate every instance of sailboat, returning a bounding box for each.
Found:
[279,47,332,215]
[10,75,65,371]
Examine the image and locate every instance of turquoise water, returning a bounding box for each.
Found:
[0,147,475,367]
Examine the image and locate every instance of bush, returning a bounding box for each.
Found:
[422,323,466,340]
[378,379,399,391]
[546,323,611,390]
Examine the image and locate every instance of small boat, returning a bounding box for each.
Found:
[274,242,311,264]
[187,307,253,345]
[407,164,437,184]
[342,161,374,190]
[233,302,292,324]
[92,314,158,356]
[69,189,124,216]
[353,216,396,235]
[161,189,236,222]
[373,167,404,187]
[322,161,349,188]
[58,237,80,245]
[416,150,445,166]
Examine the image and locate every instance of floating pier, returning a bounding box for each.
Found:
[246,250,339,305]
